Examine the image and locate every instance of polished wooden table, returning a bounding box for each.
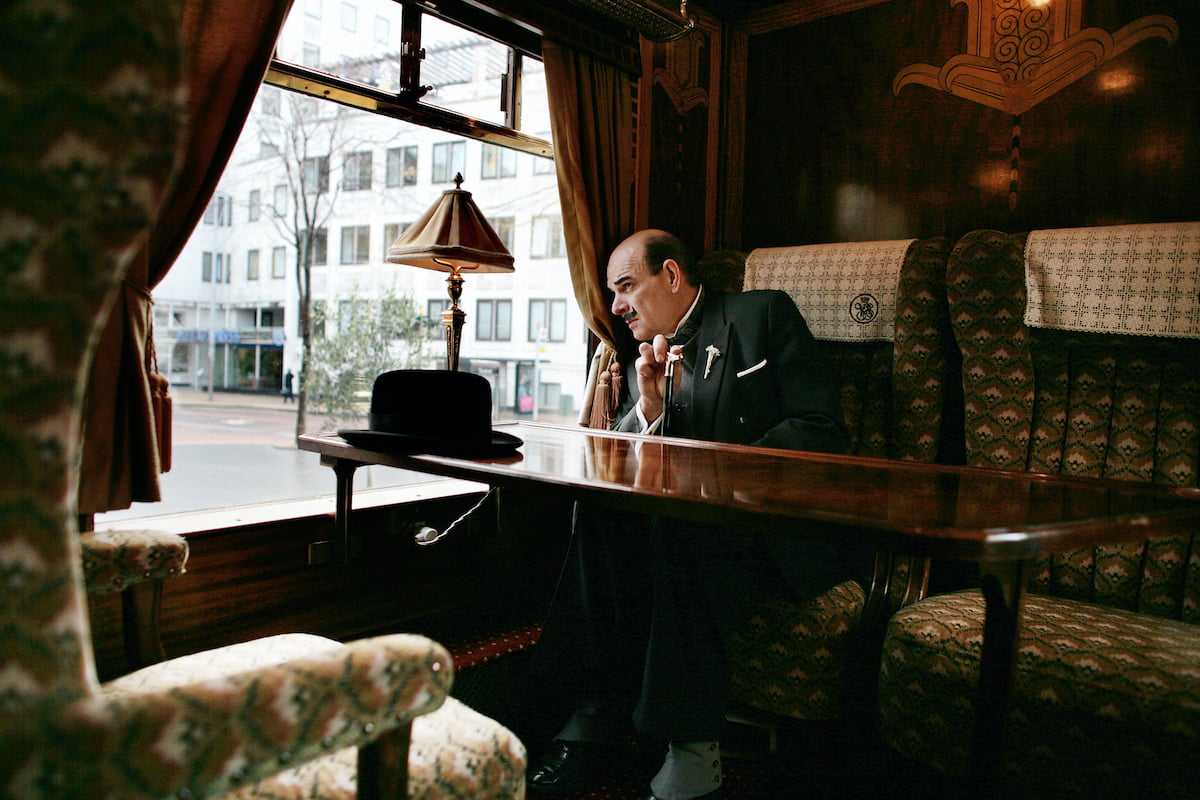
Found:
[299,421,1200,792]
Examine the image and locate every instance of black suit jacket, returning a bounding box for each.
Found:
[613,289,856,598]
[615,289,848,452]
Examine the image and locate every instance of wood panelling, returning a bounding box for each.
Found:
[715,0,1199,247]
[90,489,572,680]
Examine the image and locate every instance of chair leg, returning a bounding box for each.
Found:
[723,706,779,759]
[358,723,412,800]
[121,579,167,669]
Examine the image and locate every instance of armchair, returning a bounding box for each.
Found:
[876,224,1200,798]
[0,3,524,798]
[80,527,190,672]
[727,236,955,722]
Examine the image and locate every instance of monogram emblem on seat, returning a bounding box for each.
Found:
[850,293,879,324]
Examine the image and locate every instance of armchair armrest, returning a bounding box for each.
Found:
[79,529,188,592]
[3,633,451,800]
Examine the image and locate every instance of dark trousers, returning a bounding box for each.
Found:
[532,502,832,742]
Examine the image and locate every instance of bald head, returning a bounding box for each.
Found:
[606,229,699,341]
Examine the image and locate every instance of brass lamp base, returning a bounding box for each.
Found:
[442,270,466,371]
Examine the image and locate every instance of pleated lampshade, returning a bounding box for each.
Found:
[386,173,514,273]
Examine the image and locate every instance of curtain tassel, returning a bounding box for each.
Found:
[587,351,624,430]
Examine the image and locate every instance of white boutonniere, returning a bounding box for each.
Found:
[703,344,721,379]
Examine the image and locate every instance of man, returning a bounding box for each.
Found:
[528,230,852,799]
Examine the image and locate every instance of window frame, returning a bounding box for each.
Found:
[385,145,418,187]
[475,298,512,341]
[342,150,373,191]
[481,142,517,179]
[527,298,567,342]
[264,4,554,160]
[339,224,371,264]
[271,246,287,279]
[431,141,465,184]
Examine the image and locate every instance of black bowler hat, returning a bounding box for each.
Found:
[338,370,522,457]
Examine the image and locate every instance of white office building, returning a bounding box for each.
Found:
[154,2,586,420]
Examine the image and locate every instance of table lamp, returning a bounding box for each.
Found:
[387,173,514,370]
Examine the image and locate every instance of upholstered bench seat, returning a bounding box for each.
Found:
[879,589,1200,797]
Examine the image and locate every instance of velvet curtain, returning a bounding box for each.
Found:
[78,0,295,514]
[542,40,637,428]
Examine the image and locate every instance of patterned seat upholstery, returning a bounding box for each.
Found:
[0,3,524,798]
[877,225,1200,798]
[727,236,954,720]
[81,527,189,671]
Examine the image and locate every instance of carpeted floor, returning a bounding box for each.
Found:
[444,637,951,800]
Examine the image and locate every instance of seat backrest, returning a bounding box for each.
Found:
[0,0,182,716]
[947,224,1200,621]
[745,237,956,462]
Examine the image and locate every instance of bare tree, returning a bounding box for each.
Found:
[256,93,347,439]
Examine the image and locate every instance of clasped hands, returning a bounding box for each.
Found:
[635,334,683,423]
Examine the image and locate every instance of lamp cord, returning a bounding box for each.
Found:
[414,487,497,546]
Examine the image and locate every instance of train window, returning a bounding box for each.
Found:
[266,0,553,159]
[96,0,580,528]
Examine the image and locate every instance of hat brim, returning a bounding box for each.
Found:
[337,428,523,458]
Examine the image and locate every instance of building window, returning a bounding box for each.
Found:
[203,194,232,226]
[247,249,260,281]
[273,184,287,216]
[432,141,465,183]
[425,298,449,332]
[386,146,418,187]
[261,87,281,117]
[302,155,330,194]
[476,299,512,341]
[201,251,213,282]
[340,2,356,31]
[340,225,370,264]
[297,96,320,121]
[305,0,321,18]
[214,253,225,283]
[374,14,389,45]
[530,215,565,259]
[383,222,409,252]
[248,189,261,221]
[481,143,517,179]
[343,151,372,191]
[528,298,567,342]
[490,216,515,252]
[302,42,320,67]
[311,227,328,266]
[272,246,286,278]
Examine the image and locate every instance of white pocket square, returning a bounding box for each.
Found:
[736,359,767,378]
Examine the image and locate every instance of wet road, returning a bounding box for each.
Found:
[95,392,432,525]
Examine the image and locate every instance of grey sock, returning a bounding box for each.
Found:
[649,740,721,799]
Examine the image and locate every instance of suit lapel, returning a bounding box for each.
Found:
[689,296,732,441]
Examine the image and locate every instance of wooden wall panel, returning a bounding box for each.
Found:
[637,9,725,253]
[90,489,572,680]
[722,0,1199,248]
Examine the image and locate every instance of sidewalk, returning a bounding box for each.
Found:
[171,386,299,412]
[169,385,579,425]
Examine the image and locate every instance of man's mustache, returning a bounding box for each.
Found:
[622,310,637,322]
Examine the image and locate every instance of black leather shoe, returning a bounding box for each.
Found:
[527,740,612,795]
